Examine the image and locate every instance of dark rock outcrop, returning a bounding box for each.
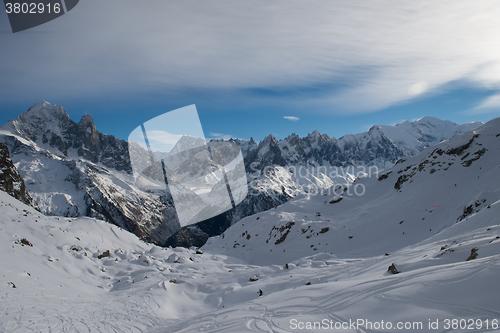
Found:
[0,142,34,206]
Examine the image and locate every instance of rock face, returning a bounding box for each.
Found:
[0,143,34,206]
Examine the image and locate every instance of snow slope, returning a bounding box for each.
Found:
[206,118,500,264]
[1,119,500,332]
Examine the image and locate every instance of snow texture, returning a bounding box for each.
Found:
[1,118,500,332]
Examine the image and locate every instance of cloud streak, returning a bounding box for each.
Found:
[284,116,299,121]
[470,93,500,114]
[2,0,500,114]
[209,132,237,140]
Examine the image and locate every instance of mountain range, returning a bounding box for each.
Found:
[244,116,480,171]
[0,101,482,247]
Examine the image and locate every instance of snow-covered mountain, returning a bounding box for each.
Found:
[2,101,131,171]
[1,117,499,332]
[375,116,482,155]
[0,102,180,245]
[245,116,482,172]
[0,101,481,248]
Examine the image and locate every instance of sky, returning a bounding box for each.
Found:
[1,0,500,142]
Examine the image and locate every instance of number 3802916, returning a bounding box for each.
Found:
[5,2,61,14]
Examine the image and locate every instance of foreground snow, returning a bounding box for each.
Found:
[1,190,499,332]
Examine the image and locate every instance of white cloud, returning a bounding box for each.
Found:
[284,116,299,121]
[470,93,500,114]
[146,130,184,152]
[2,0,500,113]
[408,82,429,96]
[209,132,235,140]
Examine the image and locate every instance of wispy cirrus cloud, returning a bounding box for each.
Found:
[209,132,236,140]
[284,116,299,121]
[470,93,500,114]
[2,0,500,115]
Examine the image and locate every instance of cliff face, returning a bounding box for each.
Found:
[0,142,34,207]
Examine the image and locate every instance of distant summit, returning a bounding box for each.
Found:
[372,116,482,155]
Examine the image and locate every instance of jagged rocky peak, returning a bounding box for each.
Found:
[307,130,321,139]
[258,134,282,155]
[2,101,132,173]
[261,133,278,145]
[244,134,286,170]
[0,143,35,207]
[366,125,387,140]
[79,114,96,130]
[12,101,70,142]
[24,100,69,121]
[304,130,332,146]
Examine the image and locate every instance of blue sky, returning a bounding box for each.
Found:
[1,1,500,142]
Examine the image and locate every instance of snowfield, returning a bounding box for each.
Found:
[1,118,500,332]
